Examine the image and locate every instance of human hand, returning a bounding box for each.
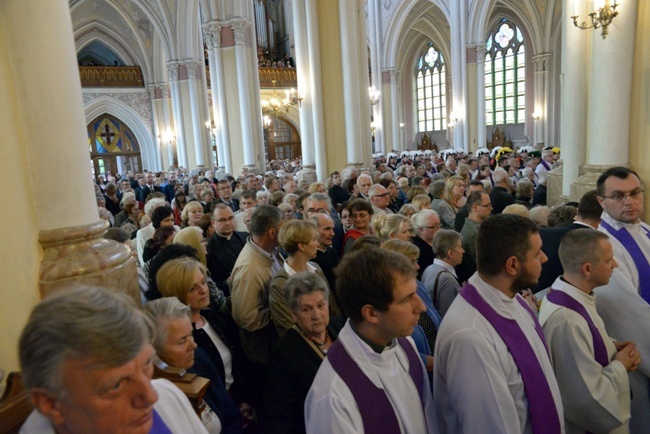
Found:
[615,344,642,372]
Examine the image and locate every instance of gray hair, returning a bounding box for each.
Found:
[308,192,332,208]
[144,197,165,216]
[19,286,153,398]
[432,229,462,259]
[285,272,330,312]
[411,209,439,230]
[119,191,136,208]
[144,297,191,354]
[429,180,446,199]
[250,204,283,236]
[516,178,534,198]
[283,193,298,204]
[492,168,509,185]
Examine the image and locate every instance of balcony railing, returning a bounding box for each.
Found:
[79,66,144,87]
[205,66,297,89]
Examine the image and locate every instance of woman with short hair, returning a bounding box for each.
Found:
[342,199,374,254]
[180,201,204,228]
[372,213,412,243]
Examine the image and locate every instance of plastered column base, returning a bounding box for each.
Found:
[547,160,564,207]
[296,166,318,185]
[39,220,139,304]
[570,163,629,202]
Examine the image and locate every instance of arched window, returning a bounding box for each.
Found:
[485,19,525,126]
[415,44,447,132]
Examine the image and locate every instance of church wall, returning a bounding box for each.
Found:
[0,29,41,374]
[630,0,650,222]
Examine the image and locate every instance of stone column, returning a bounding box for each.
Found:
[532,53,552,147]
[203,22,233,175]
[389,69,401,151]
[0,0,138,308]
[476,44,487,150]
[148,84,174,169]
[338,0,371,168]
[167,62,189,169]
[450,0,468,150]
[232,19,257,171]
[184,60,209,169]
[367,0,384,154]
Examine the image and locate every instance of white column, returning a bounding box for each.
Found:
[532,53,552,147]
[167,62,188,169]
[450,0,468,150]
[338,0,366,166]
[184,60,207,168]
[292,0,315,172]
[587,0,638,165]
[202,22,233,174]
[160,84,176,167]
[389,69,401,151]
[367,0,384,154]
[476,44,487,149]
[232,20,256,169]
[147,85,164,170]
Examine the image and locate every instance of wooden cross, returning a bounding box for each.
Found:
[101,123,116,146]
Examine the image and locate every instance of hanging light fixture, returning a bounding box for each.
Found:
[572,0,619,39]
[261,79,302,118]
[369,86,380,106]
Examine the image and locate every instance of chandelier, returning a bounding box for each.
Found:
[369,86,380,106]
[572,0,619,39]
[261,79,303,118]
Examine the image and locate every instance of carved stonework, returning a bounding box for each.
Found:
[231,20,250,46]
[381,0,399,39]
[182,60,202,81]
[167,61,180,81]
[82,89,154,132]
[533,53,552,72]
[475,43,487,64]
[147,84,156,100]
[39,220,139,304]
[202,22,223,49]
[389,69,400,84]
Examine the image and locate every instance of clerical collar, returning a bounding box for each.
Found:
[560,276,594,296]
[350,321,387,354]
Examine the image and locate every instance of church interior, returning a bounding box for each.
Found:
[1,0,649,385]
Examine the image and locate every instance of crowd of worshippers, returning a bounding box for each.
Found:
[17,152,650,433]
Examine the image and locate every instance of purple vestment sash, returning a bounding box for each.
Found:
[546,289,609,367]
[600,219,650,304]
[540,160,552,171]
[149,409,172,434]
[327,336,427,433]
[460,283,561,434]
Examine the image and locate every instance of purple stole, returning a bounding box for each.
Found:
[546,289,608,367]
[489,172,495,188]
[540,160,552,171]
[327,336,427,433]
[460,284,561,434]
[600,219,650,304]
[149,409,172,434]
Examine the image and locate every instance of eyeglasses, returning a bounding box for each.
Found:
[212,216,235,223]
[600,189,644,203]
[424,224,441,230]
[307,208,329,215]
[372,193,389,198]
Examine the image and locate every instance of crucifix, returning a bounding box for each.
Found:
[100,123,116,146]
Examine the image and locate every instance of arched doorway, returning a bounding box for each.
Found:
[87,113,142,179]
[264,117,301,161]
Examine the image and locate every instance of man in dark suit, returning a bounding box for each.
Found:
[489,168,515,214]
[139,171,162,202]
[533,190,602,292]
[207,203,247,295]
[216,179,239,212]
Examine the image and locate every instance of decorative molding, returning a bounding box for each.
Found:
[202,22,223,49]
[532,53,552,72]
[389,68,400,84]
[231,20,250,46]
[167,61,180,81]
[181,60,203,80]
[82,89,154,132]
[475,43,487,64]
[381,0,400,40]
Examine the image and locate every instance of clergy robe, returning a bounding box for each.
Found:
[540,277,630,434]
[596,211,650,433]
[304,321,436,433]
[433,273,564,434]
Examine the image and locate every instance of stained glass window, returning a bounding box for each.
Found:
[87,114,140,154]
[485,19,525,126]
[415,43,447,132]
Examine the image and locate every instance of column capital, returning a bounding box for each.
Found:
[532,53,552,72]
[180,60,203,80]
[202,21,223,49]
[388,68,400,84]
[167,61,180,82]
[475,43,487,63]
[231,19,251,46]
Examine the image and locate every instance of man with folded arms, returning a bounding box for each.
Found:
[540,229,640,434]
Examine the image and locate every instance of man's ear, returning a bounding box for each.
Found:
[504,256,519,277]
[360,304,380,325]
[30,388,65,426]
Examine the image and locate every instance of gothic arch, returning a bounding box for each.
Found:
[84,96,160,171]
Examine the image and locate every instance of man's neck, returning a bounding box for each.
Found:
[251,235,276,254]
[468,213,482,224]
[561,273,594,295]
[350,320,389,353]
[478,272,518,298]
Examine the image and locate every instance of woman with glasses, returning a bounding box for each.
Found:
[341,199,374,255]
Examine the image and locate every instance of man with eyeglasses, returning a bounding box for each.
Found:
[594,166,650,433]
[216,179,239,212]
[411,209,441,280]
[458,191,492,282]
[368,184,393,215]
[207,203,247,296]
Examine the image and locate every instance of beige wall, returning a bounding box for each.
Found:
[630,0,650,222]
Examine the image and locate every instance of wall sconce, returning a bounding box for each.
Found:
[572,0,619,39]
[263,115,271,127]
[447,114,459,130]
[205,120,217,138]
[285,88,303,108]
[369,86,380,106]
[370,121,377,135]
[158,132,176,147]
[399,122,405,129]
[532,112,541,121]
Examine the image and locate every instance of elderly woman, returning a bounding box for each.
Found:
[181,201,204,228]
[145,297,241,434]
[342,199,374,254]
[270,220,338,336]
[437,175,466,229]
[156,258,248,420]
[120,201,141,236]
[278,202,295,222]
[372,213,412,242]
[382,239,442,373]
[264,272,345,434]
[421,229,464,317]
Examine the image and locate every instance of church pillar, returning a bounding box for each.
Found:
[389,69,401,151]
[476,44,487,150]
[183,60,210,170]
[149,84,176,170]
[0,0,139,370]
[232,20,257,171]
[450,0,468,151]
[466,45,479,153]
[203,22,233,175]
[367,0,384,154]
[532,53,552,147]
[292,0,317,182]
[167,62,189,169]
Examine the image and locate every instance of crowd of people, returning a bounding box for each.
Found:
[15,145,650,434]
